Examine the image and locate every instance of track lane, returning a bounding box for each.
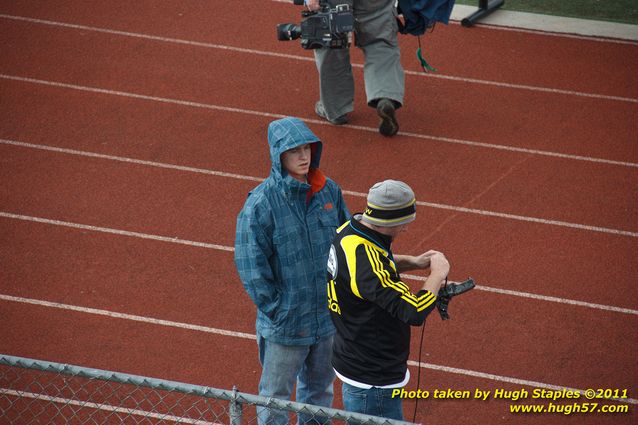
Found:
[2,276,636,396]
[0,0,636,98]
[0,220,255,335]
[1,139,637,309]
[1,79,636,234]
[0,143,247,247]
[1,1,635,423]
[1,298,635,425]
[1,218,636,392]
[1,18,636,163]
[0,300,259,393]
[2,206,637,312]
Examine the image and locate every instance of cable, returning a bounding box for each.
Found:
[416,36,436,73]
[413,277,447,422]
[413,311,427,422]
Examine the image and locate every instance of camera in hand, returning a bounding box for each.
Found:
[436,278,475,320]
[276,0,354,49]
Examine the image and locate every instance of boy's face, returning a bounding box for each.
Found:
[281,143,312,182]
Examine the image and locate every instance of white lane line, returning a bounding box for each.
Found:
[413,72,638,104]
[2,75,637,170]
[0,74,287,120]
[1,211,636,316]
[348,189,638,238]
[0,388,220,425]
[0,294,255,340]
[1,14,636,104]
[402,274,638,316]
[0,211,233,252]
[2,138,637,237]
[2,294,636,405]
[0,139,263,183]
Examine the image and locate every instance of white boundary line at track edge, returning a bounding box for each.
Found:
[1,294,636,405]
[1,211,636,316]
[0,388,219,425]
[2,138,637,237]
[1,76,637,169]
[1,14,636,104]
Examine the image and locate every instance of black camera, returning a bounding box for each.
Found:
[436,278,475,320]
[276,0,354,49]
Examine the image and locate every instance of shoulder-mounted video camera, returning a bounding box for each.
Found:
[276,0,354,49]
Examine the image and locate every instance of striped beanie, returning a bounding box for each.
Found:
[361,180,416,227]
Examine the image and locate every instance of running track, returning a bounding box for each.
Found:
[0,1,637,424]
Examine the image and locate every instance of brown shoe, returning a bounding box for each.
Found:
[376,98,399,137]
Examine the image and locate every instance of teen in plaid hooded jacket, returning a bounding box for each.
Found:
[234,117,349,425]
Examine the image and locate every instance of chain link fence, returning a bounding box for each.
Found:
[0,354,419,425]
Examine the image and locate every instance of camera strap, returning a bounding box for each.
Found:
[416,36,437,73]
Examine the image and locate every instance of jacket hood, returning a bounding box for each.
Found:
[267,117,323,182]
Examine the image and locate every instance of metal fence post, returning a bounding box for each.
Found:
[229,385,243,425]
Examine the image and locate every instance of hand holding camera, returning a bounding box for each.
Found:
[305,0,321,11]
[436,278,476,320]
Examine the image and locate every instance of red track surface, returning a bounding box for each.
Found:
[1,1,637,424]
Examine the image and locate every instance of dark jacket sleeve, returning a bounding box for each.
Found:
[354,243,437,325]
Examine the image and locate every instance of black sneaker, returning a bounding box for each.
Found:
[376,98,399,137]
[315,101,348,125]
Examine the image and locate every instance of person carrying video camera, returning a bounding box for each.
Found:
[326,180,449,420]
[306,0,404,137]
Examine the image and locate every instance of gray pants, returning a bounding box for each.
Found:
[313,0,405,121]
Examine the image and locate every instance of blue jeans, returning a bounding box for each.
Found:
[257,334,335,425]
[341,382,404,421]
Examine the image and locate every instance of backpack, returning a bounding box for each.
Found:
[397,0,456,36]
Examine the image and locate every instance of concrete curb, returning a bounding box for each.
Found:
[450,4,638,42]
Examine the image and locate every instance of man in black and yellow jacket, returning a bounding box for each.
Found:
[326,179,450,420]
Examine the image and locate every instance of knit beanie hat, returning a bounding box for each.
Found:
[361,180,416,227]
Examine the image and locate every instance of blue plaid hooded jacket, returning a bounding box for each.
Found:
[234,117,350,345]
